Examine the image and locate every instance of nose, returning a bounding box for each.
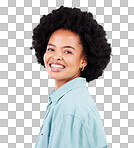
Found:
[52,51,63,60]
[52,56,62,60]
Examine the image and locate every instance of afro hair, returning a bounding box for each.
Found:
[30,6,112,83]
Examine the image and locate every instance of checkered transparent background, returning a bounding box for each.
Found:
[0,0,134,148]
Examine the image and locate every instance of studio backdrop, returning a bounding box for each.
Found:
[0,0,134,148]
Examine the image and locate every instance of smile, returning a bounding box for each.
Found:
[49,64,65,72]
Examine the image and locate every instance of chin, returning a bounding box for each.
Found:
[49,74,67,80]
[49,74,78,82]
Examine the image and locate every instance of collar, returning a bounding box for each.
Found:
[48,77,87,105]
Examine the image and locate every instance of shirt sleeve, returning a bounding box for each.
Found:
[48,107,108,148]
[48,114,88,148]
[83,106,108,148]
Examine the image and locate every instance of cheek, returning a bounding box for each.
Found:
[66,56,80,66]
[44,52,51,63]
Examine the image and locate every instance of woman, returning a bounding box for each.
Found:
[30,6,111,148]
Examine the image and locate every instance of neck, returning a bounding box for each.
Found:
[55,80,66,91]
[55,75,81,91]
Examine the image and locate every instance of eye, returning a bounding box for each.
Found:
[64,50,72,54]
[47,48,53,51]
[47,48,72,54]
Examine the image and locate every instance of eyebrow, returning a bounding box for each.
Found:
[48,43,75,50]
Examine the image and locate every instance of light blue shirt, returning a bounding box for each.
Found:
[35,77,108,148]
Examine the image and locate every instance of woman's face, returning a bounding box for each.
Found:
[44,29,87,82]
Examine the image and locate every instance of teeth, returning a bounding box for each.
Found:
[51,64,64,68]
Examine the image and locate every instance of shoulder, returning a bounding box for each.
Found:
[61,86,96,120]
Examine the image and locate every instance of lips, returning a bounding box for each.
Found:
[49,62,65,68]
[49,62,66,72]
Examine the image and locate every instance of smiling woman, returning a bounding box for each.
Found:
[30,6,111,148]
[44,29,87,90]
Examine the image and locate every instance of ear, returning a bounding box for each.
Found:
[80,55,88,68]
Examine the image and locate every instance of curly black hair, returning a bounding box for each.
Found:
[30,6,112,83]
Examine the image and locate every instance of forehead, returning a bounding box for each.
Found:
[48,29,81,45]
